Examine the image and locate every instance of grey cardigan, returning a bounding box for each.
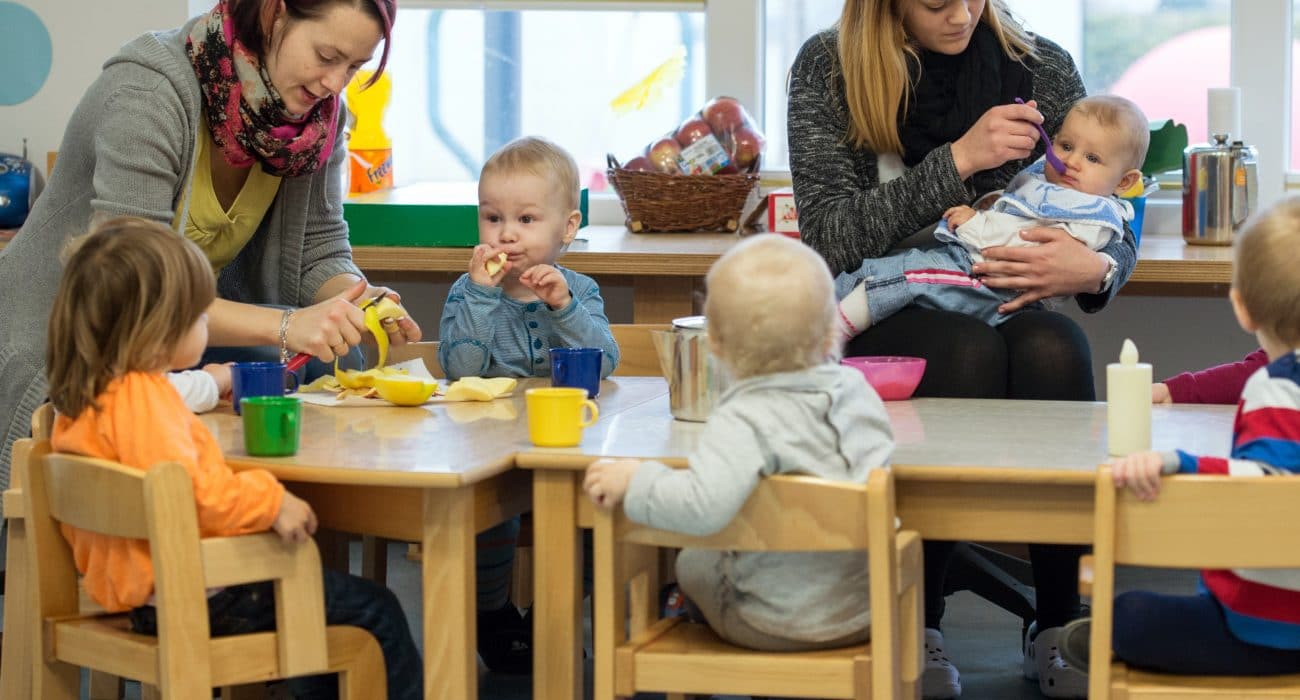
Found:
[787,30,1135,310]
[624,364,895,643]
[0,17,361,498]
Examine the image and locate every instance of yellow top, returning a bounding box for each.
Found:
[185,127,282,272]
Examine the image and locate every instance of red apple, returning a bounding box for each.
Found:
[702,96,748,135]
[674,116,714,148]
[729,126,765,170]
[647,138,683,174]
[622,156,656,172]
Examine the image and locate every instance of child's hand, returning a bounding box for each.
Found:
[519,264,571,309]
[202,363,234,399]
[583,458,640,510]
[944,205,977,228]
[1110,451,1165,501]
[272,492,319,544]
[469,244,510,287]
[1152,382,1172,405]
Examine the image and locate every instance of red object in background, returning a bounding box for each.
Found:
[767,187,799,238]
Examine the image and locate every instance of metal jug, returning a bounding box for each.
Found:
[1182,133,1257,245]
[651,316,731,422]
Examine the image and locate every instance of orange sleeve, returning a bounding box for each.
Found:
[110,375,285,537]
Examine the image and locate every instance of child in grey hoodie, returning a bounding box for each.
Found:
[583,234,895,651]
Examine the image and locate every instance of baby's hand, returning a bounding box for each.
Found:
[1151,382,1173,405]
[202,362,234,399]
[469,244,510,287]
[519,264,571,309]
[583,458,640,510]
[1110,451,1165,501]
[944,205,977,228]
[272,492,318,544]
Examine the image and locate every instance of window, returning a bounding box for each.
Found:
[376,6,705,193]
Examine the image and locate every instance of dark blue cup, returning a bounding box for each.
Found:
[231,361,299,415]
[550,347,603,398]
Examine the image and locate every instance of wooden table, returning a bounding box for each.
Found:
[515,395,1235,700]
[0,377,667,700]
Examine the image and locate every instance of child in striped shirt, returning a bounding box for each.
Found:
[1060,196,1300,676]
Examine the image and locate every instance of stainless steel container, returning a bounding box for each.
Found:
[651,316,731,422]
[1182,133,1257,246]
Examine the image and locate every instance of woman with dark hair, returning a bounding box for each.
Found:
[0,0,418,503]
[788,1,1136,698]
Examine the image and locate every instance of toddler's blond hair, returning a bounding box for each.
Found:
[1234,197,1300,347]
[481,136,581,211]
[704,235,837,379]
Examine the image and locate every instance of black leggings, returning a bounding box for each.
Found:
[846,307,1093,631]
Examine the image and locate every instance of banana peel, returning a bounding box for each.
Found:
[333,295,411,387]
[444,377,517,402]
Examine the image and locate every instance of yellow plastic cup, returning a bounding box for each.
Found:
[526,387,599,447]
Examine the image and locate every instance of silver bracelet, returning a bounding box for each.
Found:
[278,308,296,363]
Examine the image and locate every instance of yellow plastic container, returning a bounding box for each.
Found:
[346,70,393,194]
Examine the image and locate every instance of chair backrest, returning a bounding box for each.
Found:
[386,340,443,377]
[30,402,53,440]
[1099,468,1300,568]
[610,324,671,377]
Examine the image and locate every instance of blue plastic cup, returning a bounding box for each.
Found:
[550,347,603,398]
[231,361,299,415]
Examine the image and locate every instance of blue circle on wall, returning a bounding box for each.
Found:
[0,2,53,106]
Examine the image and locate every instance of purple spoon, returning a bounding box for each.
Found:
[1014,97,1066,174]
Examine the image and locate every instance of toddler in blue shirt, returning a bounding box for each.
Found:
[439,136,619,674]
[439,136,619,380]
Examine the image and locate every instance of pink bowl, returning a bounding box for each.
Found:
[840,356,927,401]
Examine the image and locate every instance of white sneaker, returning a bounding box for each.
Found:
[1030,625,1088,698]
[921,628,961,699]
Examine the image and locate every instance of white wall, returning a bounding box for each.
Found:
[0,0,189,162]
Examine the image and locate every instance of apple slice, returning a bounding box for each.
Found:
[485,252,507,276]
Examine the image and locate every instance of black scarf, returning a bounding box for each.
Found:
[898,23,1033,167]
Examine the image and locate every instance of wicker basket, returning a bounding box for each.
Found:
[606,158,760,233]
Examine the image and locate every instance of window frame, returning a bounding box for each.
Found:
[401,0,1298,219]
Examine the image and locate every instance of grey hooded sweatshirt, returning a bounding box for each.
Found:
[624,362,895,645]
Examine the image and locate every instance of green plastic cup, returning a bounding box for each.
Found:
[240,396,302,457]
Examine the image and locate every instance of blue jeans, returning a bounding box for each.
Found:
[1112,590,1300,675]
[834,244,1046,327]
[130,568,422,699]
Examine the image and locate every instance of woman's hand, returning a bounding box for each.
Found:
[287,280,369,362]
[363,284,422,347]
[971,227,1109,313]
[951,100,1044,179]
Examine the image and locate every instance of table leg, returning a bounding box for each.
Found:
[421,487,476,699]
[533,470,583,700]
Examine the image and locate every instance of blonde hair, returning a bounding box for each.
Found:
[704,235,837,379]
[480,136,581,211]
[837,0,1036,154]
[47,217,216,418]
[1069,94,1150,171]
[1233,197,1300,347]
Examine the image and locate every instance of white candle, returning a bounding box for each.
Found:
[1107,338,1152,457]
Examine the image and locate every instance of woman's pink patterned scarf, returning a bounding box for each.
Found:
[186,1,338,177]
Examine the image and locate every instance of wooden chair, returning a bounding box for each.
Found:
[592,469,923,700]
[1084,466,1300,698]
[17,438,386,698]
[610,323,670,377]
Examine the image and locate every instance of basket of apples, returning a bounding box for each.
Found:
[607,96,764,233]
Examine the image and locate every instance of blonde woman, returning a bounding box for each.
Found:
[787,1,1134,698]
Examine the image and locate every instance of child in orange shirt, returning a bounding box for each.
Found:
[45,217,421,699]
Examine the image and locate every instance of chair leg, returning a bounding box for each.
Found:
[360,536,388,585]
[31,658,78,700]
[333,627,387,700]
[140,684,161,700]
[87,671,124,699]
